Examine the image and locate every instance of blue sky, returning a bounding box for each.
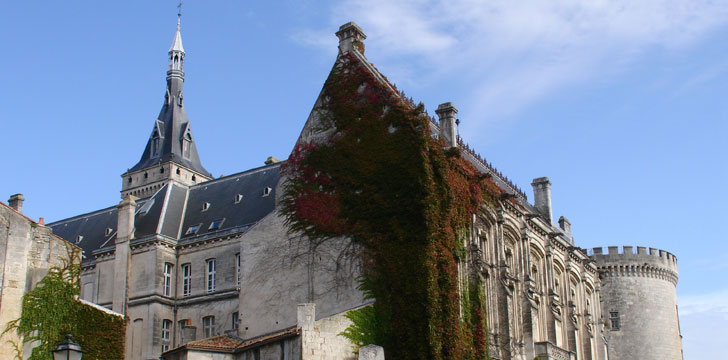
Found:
[1,1,726,357]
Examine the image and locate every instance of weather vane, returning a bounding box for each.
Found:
[177,0,183,18]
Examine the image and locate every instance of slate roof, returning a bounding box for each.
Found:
[48,163,282,264]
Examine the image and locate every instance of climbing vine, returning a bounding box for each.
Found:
[281,53,501,359]
[2,246,126,360]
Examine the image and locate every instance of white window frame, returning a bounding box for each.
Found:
[206,259,216,293]
[161,319,171,352]
[182,263,191,297]
[163,263,173,297]
[203,316,215,338]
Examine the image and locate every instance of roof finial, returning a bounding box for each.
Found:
[177,0,183,20]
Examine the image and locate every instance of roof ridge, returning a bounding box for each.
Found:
[188,161,284,189]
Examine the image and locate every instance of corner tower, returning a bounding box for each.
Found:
[121,16,212,199]
[590,246,683,360]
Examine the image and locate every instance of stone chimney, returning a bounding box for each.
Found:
[558,216,571,233]
[435,102,458,147]
[265,156,280,165]
[181,325,197,344]
[336,22,366,54]
[8,194,24,213]
[531,177,553,224]
[112,195,137,315]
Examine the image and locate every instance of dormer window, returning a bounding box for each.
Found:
[105,228,113,236]
[76,235,83,244]
[151,132,160,158]
[185,224,201,236]
[262,187,272,197]
[234,194,243,203]
[202,202,210,211]
[208,219,225,231]
[182,132,192,160]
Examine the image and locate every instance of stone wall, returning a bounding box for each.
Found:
[237,211,363,340]
[298,303,357,360]
[0,200,78,359]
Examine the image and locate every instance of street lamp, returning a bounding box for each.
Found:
[52,334,84,360]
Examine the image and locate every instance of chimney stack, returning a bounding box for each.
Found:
[265,156,280,165]
[336,22,366,54]
[558,216,570,234]
[8,194,24,213]
[531,177,552,224]
[435,102,458,147]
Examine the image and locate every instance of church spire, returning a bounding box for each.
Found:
[122,11,212,199]
[168,17,185,71]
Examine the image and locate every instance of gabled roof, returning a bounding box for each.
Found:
[297,22,536,213]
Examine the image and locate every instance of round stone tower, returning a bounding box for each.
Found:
[590,246,682,360]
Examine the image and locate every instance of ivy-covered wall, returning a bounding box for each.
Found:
[281,53,501,360]
[3,248,126,360]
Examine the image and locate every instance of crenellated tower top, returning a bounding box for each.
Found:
[590,245,679,286]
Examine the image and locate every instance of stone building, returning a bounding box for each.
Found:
[0,195,80,358]
[43,18,682,360]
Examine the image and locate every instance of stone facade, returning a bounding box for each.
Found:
[0,195,80,358]
[41,19,683,360]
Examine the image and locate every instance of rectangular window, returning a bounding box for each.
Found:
[232,312,239,330]
[206,259,216,293]
[235,253,241,288]
[182,263,191,297]
[161,319,172,352]
[610,311,620,330]
[163,263,173,297]
[203,316,215,338]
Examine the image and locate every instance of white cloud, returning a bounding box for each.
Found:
[679,289,728,316]
[299,0,728,127]
[678,290,728,359]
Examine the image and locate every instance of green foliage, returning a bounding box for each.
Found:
[2,246,126,360]
[339,305,378,352]
[281,52,503,359]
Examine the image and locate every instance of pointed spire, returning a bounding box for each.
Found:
[124,10,211,185]
[169,17,185,54]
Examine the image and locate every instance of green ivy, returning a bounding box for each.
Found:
[2,246,126,360]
